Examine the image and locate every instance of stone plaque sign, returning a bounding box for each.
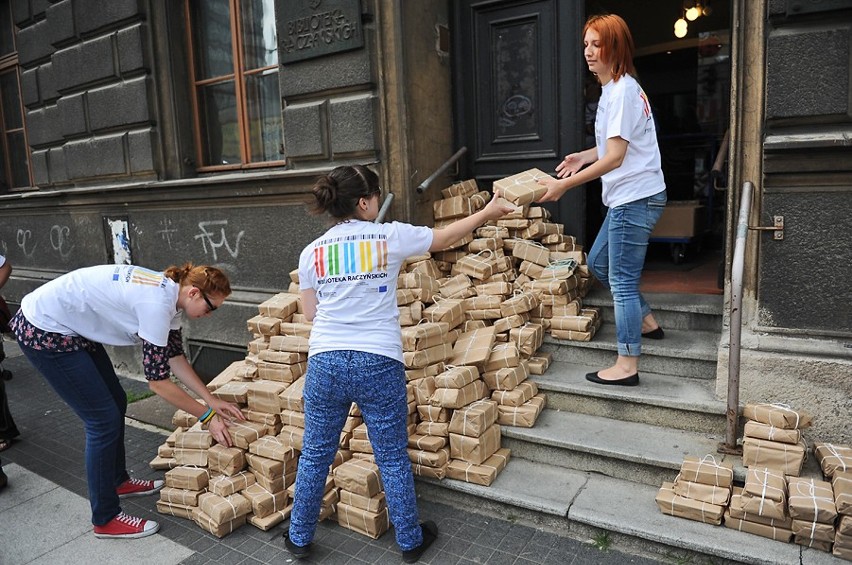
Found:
[279,0,363,64]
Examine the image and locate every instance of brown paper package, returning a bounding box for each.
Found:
[333,459,383,498]
[814,442,852,479]
[655,482,724,525]
[678,455,733,488]
[723,511,793,542]
[743,437,806,476]
[165,466,210,491]
[198,492,252,524]
[339,490,387,513]
[449,423,501,465]
[156,500,196,520]
[209,471,256,497]
[742,403,812,429]
[192,507,246,538]
[448,399,499,438]
[208,444,246,476]
[787,477,837,523]
[336,503,390,539]
[833,472,852,516]
[242,483,289,519]
[446,448,510,486]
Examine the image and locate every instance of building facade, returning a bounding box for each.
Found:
[0,0,849,440]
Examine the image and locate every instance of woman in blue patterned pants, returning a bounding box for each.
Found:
[286,165,512,562]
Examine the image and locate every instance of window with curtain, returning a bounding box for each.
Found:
[0,0,31,190]
[185,0,284,171]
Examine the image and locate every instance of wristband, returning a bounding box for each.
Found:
[199,407,215,424]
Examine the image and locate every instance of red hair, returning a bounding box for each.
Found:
[584,14,636,82]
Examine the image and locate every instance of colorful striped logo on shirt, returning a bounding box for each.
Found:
[130,267,164,287]
[313,235,389,277]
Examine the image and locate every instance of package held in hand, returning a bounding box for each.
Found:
[494,169,549,206]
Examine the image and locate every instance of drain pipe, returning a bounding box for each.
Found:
[719,180,753,455]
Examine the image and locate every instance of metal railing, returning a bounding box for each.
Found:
[376,147,469,224]
[719,180,753,454]
[374,192,394,224]
[416,147,468,194]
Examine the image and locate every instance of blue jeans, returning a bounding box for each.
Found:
[289,350,422,551]
[588,190,667,357]
[17,342,129,525]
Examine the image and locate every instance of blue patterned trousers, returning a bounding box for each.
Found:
[288,350,423,551]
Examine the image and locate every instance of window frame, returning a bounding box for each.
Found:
[184,0,285,172]
[0,0,32,191]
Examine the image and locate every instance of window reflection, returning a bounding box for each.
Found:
[187,0,283,168]
[241,0,278,70]
[245,69,283,162]
[198,81,240,166]
[0,1,13,58]
[191,1,234,81]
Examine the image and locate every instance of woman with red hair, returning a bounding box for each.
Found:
[11,263,245,538]
[538,13,667,386]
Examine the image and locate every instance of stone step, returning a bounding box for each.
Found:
[583,290,724,332]
[498,408,734,487]
[532,360,729,434]
[542,324,720,379]
[416,458,836,565]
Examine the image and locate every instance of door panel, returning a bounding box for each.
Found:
[475,6,555,162]
[453,0,585,236]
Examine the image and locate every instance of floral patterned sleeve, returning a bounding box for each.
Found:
[141,329,184,381]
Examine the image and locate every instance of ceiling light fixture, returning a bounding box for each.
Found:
[674,18,688,39]
[674,1,710,38]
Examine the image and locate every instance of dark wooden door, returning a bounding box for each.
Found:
[453,0,585,238]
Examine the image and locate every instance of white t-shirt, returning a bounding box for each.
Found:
[595,73,666,208]
[299,220,433,362]
[21,265,182,347]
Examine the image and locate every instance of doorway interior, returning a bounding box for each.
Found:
[584,0,731,295]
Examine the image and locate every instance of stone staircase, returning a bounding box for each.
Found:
[416,289,840,564]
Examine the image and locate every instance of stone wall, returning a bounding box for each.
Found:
[17,0,158,187]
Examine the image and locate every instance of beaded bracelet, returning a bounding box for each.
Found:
[199,407,215,424]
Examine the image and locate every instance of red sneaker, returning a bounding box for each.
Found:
[93,512,160,539]
[117,477,164,498]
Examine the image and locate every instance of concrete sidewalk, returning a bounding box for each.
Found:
[0,340,656,565]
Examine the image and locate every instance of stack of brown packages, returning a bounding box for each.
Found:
[157,464,209,521]
[815,443,852,560]
[484,342,544,428]
[333,458,389,539]
[148,292,322,535]
[787,476,837,553]
[150,409,203,470]
[656,455,731,525]
[734,467,792,540]
[430,174,596,345]
[432,179,489,252]
[150,174,609,535]
[726,485,793,541]
[445,398,511,486]
[741,403,811,477]
[431,328,496,480]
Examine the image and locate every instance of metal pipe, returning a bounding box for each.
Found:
[416,147,468,194]
[374,192,394,224]
[721,180,753,454]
